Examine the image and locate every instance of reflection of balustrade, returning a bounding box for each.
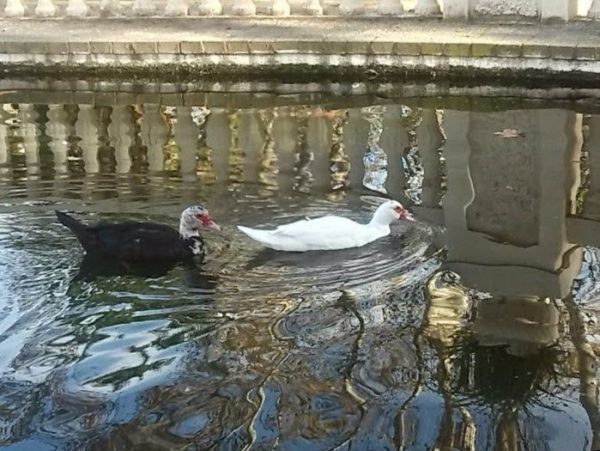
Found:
[76,105,100,174]
[19,104,40,177]
[46,104,70,175]
[140,104,168,173]
[109,105,135,174]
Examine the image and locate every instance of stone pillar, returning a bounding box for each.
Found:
[339,0,364,14]
[174,107,198,177]
[76,105,100,174]
[35,0,56,16]
[165,0,188,16]
[140,105,169,173]
[66,0,88,17]
[4,0,25,17]
[19,104,40,177]
[415,0,440,15]
[109,105,135,174]
[197,0,222,14]
[541,0,576,21]
[589,0,600,19]
[231,0,256,15]
[47,105,70,176]
[303,0,322,15]
[377,0,403,15]
[443,0,468,19]
[132,0,155,15]
[270,0,290,15]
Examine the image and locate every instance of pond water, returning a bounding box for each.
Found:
[1,81,600,450]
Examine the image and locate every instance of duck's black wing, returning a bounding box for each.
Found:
[90,221,195,261]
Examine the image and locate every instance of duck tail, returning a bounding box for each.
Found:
[237,225,276,248]
[56,210,85,233]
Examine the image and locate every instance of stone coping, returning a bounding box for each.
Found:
[1,19,600,82]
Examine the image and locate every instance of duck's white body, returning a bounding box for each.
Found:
[237,200,413,252]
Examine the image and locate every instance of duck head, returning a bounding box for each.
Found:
[179,205,221,238]
[369,200,414,226]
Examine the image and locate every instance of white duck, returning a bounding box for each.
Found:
[237,200,414,252]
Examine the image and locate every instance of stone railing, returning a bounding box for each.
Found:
[2,0,599,20]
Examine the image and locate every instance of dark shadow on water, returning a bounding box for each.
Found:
[74,254,219,290]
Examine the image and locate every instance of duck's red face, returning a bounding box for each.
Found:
[195,212,221,231]
[393,205,414,221]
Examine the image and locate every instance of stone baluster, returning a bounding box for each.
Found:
[414,0,441,15]
[231,0,256,15]
[174,107,198,177]
[35,0,56,17]
[100,0,120,15]
[132,0,155,15]
[377,0,403,15]
[197,0,222,15]
[303,0,322,15]
[590,0,600,18]
[18,104,40,177]
[270,0,290,15]
[47,105,70,176]
[140,104,169,173]
[165,0,188,16]
[4,0,25,17]
[108,105,135,174]
[76,105,100,174]
[66,0,89,17]
[339,0,363,14]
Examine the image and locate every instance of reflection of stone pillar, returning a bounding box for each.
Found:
[240,110,263,185]
[417,109,443,208]
[442,110,582,298]
[140,105,168,173]
[307,113,331,191]
[273,109,297,195]
[47,105,70,176]
[109,106,135,174]
[329,110,349,193]
[206,109,230,187]
[174,107,198,177]
[381,106,408,200]
[0,115,8,177]
[345,109,369,194]
[76,105,100,174]
[258,110,277,188]
[19,104,40,177]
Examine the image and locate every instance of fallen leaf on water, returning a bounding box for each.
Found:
[493,128,525,138]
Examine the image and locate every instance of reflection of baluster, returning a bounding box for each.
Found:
[193,107,215,185]
[139,105,168,173]
[76,105,100,174]
[0,117,8,177]
[228,111,244,184]
[206,108,229,188]
[47,105,70,176]
[273,108,297,195]
[295,111,311,193]
[19,104,40,177]
[381,106,409,200]
[258,110,277,189]
[109,105,134,174]
[308,110,331,191]
[174,107,198,178]
[418,109,444,208]
[240,110,263,185]
[345,109,368,194]
[329,110,349,193]
[362,105,386,193]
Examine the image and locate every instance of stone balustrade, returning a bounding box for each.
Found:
[1,0,597,20]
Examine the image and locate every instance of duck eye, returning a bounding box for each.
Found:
[393,206,404,214]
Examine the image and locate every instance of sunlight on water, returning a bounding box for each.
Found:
[0,87,598,450]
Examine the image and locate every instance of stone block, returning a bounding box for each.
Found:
[5,42,31,54]
[25,42,47,53]
[420,42,444,56]
[202,41,226,54]
[443,42,470,57]
[550,45,575,60]
[370,41,394,54]
[395,42,420,56]
[322,41,347,54]
[347,41,369,53]
[248,41,274,53]
[522,44,549,58]
[90,41,111,53]
[228,41,249,53]
[471,43,495,57]
[111,42,134,54]
[133,42,157,54]
[158,42,180,54]
[575,46,595,60]
[180,41,204,54]
[495,44,521,58]
[68,41,90,54]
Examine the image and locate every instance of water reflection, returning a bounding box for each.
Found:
[0,89,598,450]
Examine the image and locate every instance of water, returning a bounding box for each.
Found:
[0,82,599,450]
